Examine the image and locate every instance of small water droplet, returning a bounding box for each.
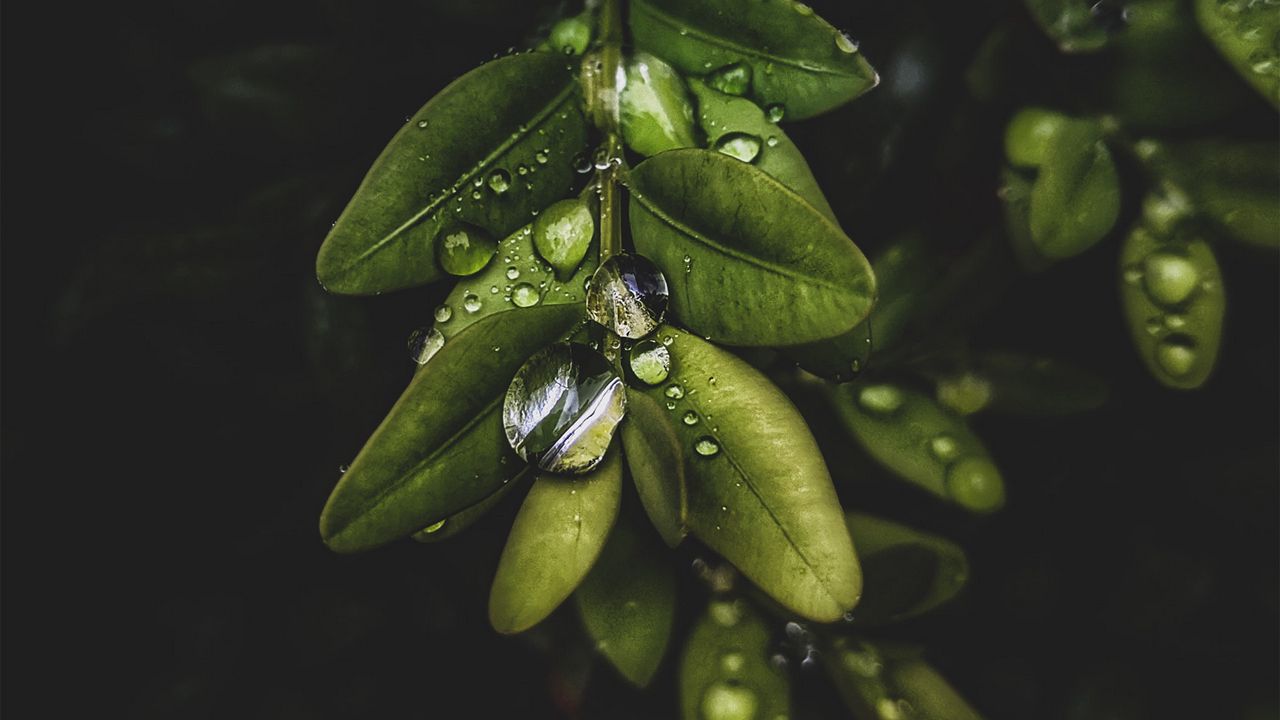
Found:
[408,326,445,364]
[1142,252,1200,306]
[628,339,671,385]
[511,282,540,308]
[701,681,757,720]
[721,652,745,674]
[766,104,786,122]
[586,254,670,339]
[1155,335,1197,377]
[422,519,446,534]
[766,135,779,147]
[793,1,813,15]
[858,384,904,414]
[416,119,429,128]
[434,305,453,323]
[714,132,762,163]
[706,62,752,96]
[463,293,482,313]
[338,464,349,474]
[471,189,483,200]
[695,436,720,457]
[665,384,685,399]
[836,32,859,54]
[930,434,960,463]
[502,343,627,474]
[437,223,497,276]
[682,410,699,426]
[487,168,511,194]
[506,266,521,280]
[535,149,549,164]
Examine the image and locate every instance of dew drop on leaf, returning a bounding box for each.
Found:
[533,198,595,278]
[586,254,670,339]
[766,103,786,122]
[694,436,721,457]
[1142,252,1199,306]
[701,681,758,720]
[436,223,497,276]
[628,338,671,385]
[665,383,685,399]
[407,326,445,365]
[463,293,482,313]
[434,305,453,323]
[929,434,959,462]
[421,519,446,534]
[835,32,860,54]
[502,342,627,474]
[682,410,700,426]
[511,282,540,308]
[487,168,511,194]
[705,62,752,96]
[1155,335,1197,377]
[858,384,904,414]
[506,266,521,280]
[721,652,745,674]
[714,132,763,163]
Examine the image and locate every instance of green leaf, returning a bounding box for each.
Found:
[1022,0,1114,52]
[688,79,835,221]
[574,511,676,687]
[680,598,790,720]
[316,52,588,295]
[629,0,878,120]
[632,327,861,622]
[630,149,875,347]
[620,390,688,547]
[489,447,623,634]
[832,383,1006,513]
[1120,223,1225,390]
[928,352,1109,417]
[822,639,985,720]
[318,303,584,553]
[1003,107,1070,168]
[411,471,527,543]
[620,52,699,157]
[1028,119,1120,259]
[845,512,969,625]
[1195,0,1280,108]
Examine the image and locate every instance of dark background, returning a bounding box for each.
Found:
[3,0,1277,718]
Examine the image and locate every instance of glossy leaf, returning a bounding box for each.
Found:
[411,471,527,543]
[489,447,623,634]
[845,512,969,624]
[832,383,1006,513]
[620,52,699,156]
[316,52,587,294]
[318,303,583,553]
[680,598,790,720]
[822,638,985,720]
[574,511,676,687]
[1120,224,1225,390]
[1028,119,1120,259]
[629,0,878,120]
[632,327,861,622]
[688,79,835,221]
[1196,0,1280,108]
[929,352,1109,417]
[630,149,875,347]
[620,390,688,547]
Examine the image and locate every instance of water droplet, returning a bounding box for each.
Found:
[437,223,497,276]
[766,135,779,147]
[490,285,500,294]
[666,400,677,410]
[1122,264,1143,285]
[416,118,429,128]
[706,62,752,96]
[628,339,671,385]
[793,2,813,15]
[1164,313,1187,330]
[503,343,627,474]
[930,434,960,463]
[572,152,593,173]
[701,681,757,720]
[511,282,540,308]
[506,266,520,280]
[946,457,1004,511]
[858,384,904,414]
[836,32,860,54]
[682,410,700,426]
[533,198,594,278]
[338,464,349,474]
[470,189,483,200]
[1142,252,1199,306]
[709,600,741,626]
[586,254,670,339]
[714,132,762,163]
[422,519,446,534]
[434,305,453,323]
[720,652,745,674]
[408,326,445,364]
[766,104,786,123]
[487,168,511,194]
[665,384,685,399]
[535,149,550,164]
[1155,336,1197,377]
[695,436,720,457]
[463,293,482,313]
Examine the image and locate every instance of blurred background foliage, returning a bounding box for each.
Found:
[3,0,1276,717]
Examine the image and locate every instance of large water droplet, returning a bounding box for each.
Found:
[408,326,445,364]
[533,198,594,278]
[487,168,511,194]
[503,342,627,474]
[437,223,497,276]
[945,457,1004,511]
[1155,335,1197,377]
[701,681,758,720]
[1142,252,1199,306]
[695,436,721,457]
[628,338,671,385]
[858,384,903,414]
[511,282,540,308]
[586,254,670,339]
[706,62,752,96]
[714,132,762,163]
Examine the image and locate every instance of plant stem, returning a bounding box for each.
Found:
[595,0,625,263]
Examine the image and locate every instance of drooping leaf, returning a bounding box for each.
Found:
[926,352,1109,417]
[688,79,835,221]
[822,638,985,720]
[832,382,1006,513]
[1028,118,1120,259]
[316,52,588,294]
[620,390,688,547]
[1195,0,1280,109]
[620,52,699,156]
[411,471,528,543]
[1120,223,1225,390]
[489,447,623,634]
[632,327,861,622]
[630,0,879,120]
[318,303,584,553]
[680,598,790,720]
[630,149,875,347]
[574,511,676,687]
[845,512,969,625]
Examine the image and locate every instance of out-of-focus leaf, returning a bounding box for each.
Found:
[1028,119,1120,259]
[620,390,688,547]
[845,512,969,624]
[1195,0,1280,108]
[926,352,1109,417]
[1022,0,1123,52]
[620,52,699,156]
[1003,107,1070,168]
[822,638,985,720]
[680,598,790,720]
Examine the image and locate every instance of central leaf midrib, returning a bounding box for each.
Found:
[346,81,578,271]
[633,0,861,79]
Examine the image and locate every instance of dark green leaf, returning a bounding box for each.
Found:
[845,512,969,624]
[633,327,861,621]
[1022,0,1114,52]
[630,149,875,346]
[1028,119,1120,259]
[620,390,688,547]
[832,382,1006,513]
[1120,224,1225,390]
[688,79,835,221]
[822,638,985,720]
[411,471,527,543]
[489,447,623,634]
[680,598,790,720]
[1195,0,1280,109]
[574,511,676,687]
[318,303,584,553]
[316,52,587,294]
[620,52,699,156]
[630,0,878,120]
